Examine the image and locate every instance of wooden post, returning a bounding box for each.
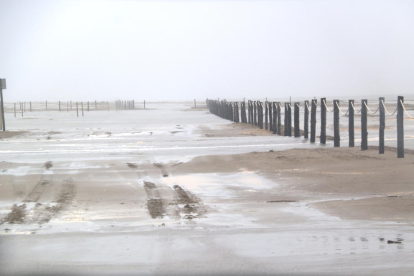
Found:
[379,97,385,154]
[194,99,196,108]
[397,96,404,158]
[88,101,90,112]
[59,101,61,111]
[30,101,32,112]
[14,103,16,117]
[70,101,72,110]
[284,103,291,136]
[46,101,47,110]
[144,100,146,109]
[320,98,326,144]
[272,102,277,134]
[361,99,368,150]
[265,102,268,130]
[333,100,340,147]
[259,102,263,129]
[349,100,354,147]
[67,101,69,112]
[95,100,97,110]
[269,102,273,132]
[304,100,309,139]
[294,102,300,137]
[310,99,317,143]
[76,102,79,117]
[253,101,257,126]
[82,102,84,116]
[277,103,281,135]
[108,102,109,111]
[21,105,23,117]
[0,86,5,131]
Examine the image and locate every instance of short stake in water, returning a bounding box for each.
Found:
[379,97,385,154]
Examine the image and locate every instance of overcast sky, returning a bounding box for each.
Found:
[0,0,413,101]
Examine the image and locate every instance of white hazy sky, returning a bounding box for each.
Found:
[0,0,413,101]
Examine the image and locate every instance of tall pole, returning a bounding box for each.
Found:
[0,88,5,131]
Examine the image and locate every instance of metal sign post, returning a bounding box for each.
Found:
[0,79,6,131]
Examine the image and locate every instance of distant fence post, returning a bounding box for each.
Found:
[265,102,268,130]
[310,99,317,143]
[30,101,32,112]
[88,101,90,112]
[320,98,326,144]
[76,102,79,117]
[272,102,277,134]
[304,100,309,139]
[144,100,146,109]
[247,101,251,124]
[284,103,289,136]
[361,99,368,150]
[333,99,340,147]
[277,103,281,135]
[349,100,354,147]
[379,97,385,154]
[269,102,273,132]
[59,101,61,111]
[14,103,16,117]
[294,102,300,137]
[397,96,404,158]
[82,102,84,116]
[95,100,97,110]
[46,101,47,110]
[259,102,263,129]
[254,101,257,126]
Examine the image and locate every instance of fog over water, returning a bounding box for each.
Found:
[0,0,413,101]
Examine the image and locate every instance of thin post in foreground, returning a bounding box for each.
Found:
[349,100,354,147]
[333,100,340,147]
[379,97,385,154]
[361,99,368,150]
[310,99,317,143]
[294,102,300,137]
[397,96,404,158]
[320,98,326,145]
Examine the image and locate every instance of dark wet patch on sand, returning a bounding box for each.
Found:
[44,161,53,170]
[1,204,27,224]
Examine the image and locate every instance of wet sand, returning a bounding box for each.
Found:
[0,103,414,275]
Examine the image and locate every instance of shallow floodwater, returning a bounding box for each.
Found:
[0,102,414,275]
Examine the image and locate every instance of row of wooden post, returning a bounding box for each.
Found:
[207,96,406,158]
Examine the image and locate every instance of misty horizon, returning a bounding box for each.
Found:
[1,0,413,101]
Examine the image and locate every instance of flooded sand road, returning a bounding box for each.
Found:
[0,102,414,275]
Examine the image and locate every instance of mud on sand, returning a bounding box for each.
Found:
[172,146,414,223]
